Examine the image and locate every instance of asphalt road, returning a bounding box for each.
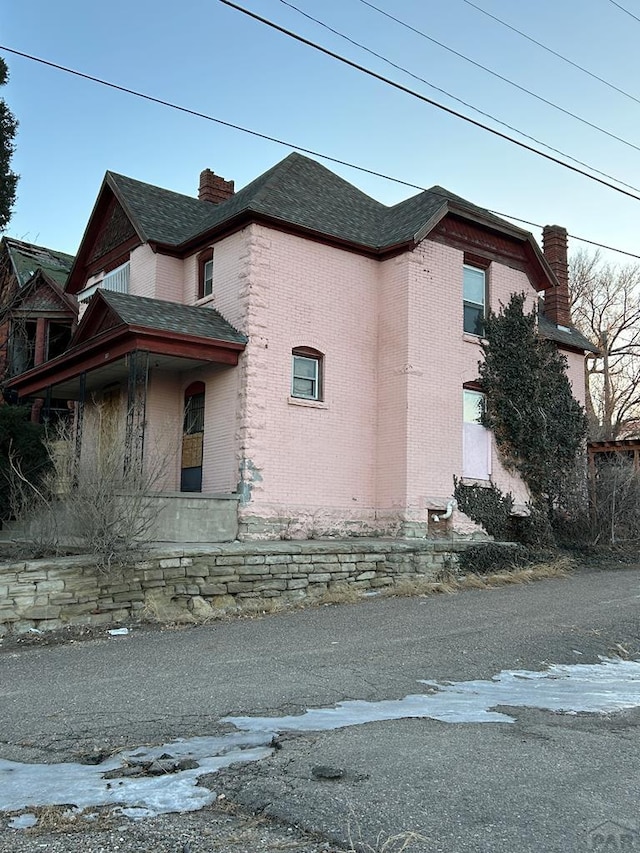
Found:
[1,564,639,852]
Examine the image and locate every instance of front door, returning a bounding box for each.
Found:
[181,382,205,492]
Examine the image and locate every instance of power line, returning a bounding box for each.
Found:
[1,44,639,260]
[460,0,640,106]
[277,0,640,193]
[353,0,640,156]
[608,0,640,24]
[219,0,640,204]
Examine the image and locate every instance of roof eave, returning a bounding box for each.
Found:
[153,209,386,259]
[6,324,246,398]
[431,201,557,292]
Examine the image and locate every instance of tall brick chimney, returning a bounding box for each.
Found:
[198,169,234,204]
[542,224,572,327]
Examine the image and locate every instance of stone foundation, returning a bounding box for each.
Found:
[0,539,478,635]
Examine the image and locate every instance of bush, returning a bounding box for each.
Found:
[458,543,549,575]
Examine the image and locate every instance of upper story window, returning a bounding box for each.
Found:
[291,347,323,401]
[198,249,214,299]
[463,264,486,336]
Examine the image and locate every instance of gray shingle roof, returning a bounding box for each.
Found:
[98,289,247,345]
[538,312,599,353]
[107,153,526,251]
[4,237,74,287]
[106,173,211,245]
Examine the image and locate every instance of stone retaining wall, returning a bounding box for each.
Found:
[0,539,473,635]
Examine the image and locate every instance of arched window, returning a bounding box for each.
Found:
[291,347,323,401]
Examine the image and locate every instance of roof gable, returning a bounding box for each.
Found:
[106,172,211,245]
[11,270,78,316]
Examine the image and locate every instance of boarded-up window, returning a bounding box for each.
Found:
[463,390,491,480]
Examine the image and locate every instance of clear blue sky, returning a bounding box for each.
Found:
[2,0,640,264]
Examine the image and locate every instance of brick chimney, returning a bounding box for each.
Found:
[542,224,572,327]
[198,169,234,204]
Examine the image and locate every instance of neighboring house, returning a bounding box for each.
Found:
[6,153,595,540]
[0,237,77,423]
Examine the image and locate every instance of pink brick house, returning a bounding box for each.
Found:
[6,154,595,541]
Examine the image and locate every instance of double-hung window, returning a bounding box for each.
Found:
[291,348,323,401]
[463,264,486,336]
[198,249,214,299]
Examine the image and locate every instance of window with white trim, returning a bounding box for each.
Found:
[291,348,323,401]
[463,389,491,480]
[198,249,214,298]
[463,265,486,336]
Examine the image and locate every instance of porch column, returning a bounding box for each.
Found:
[34,318,47,365]
[74,372,86,477]
[125,350,149,476]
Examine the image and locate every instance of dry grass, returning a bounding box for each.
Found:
[382,557,573,600]
[12,804,116,834]
[380,577,457,598]
[346,808,428,853]
[317,582,363,606]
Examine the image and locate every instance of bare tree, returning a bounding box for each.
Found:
[6,400,179,568]
[570,249,640,440]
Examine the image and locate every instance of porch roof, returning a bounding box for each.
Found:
[6,290,247,400]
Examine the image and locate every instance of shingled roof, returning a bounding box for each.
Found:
[107,152,530,252]
[3,237,74,287]
[96,289,247,345]
[538,311,599,354]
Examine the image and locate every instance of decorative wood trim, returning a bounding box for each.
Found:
[464,252,491,270]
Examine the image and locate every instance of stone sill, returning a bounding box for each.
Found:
[287,397,328,410]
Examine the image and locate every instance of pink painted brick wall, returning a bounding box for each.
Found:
[129,245,157,299]
[117,218,588,535]
[144,372,182,490]
[235,225,379,530]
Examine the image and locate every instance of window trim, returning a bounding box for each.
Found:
[291,347,323,402]
[197,249,214,299]
[463,262,488,337]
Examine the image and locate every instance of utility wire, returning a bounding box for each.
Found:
[278,0,640,192]
[353,0,640,156]
[219,0,640,204]
[608,0,640,24]
[461,0,640,106]
[1,44,639,259]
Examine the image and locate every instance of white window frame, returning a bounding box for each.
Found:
[463,264,486,336]
[291,353,321,401]
[203,258,213,297]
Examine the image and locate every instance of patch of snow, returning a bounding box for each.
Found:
[1,658,639,823]
[8,813,38,829]
[0,731,275,816]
